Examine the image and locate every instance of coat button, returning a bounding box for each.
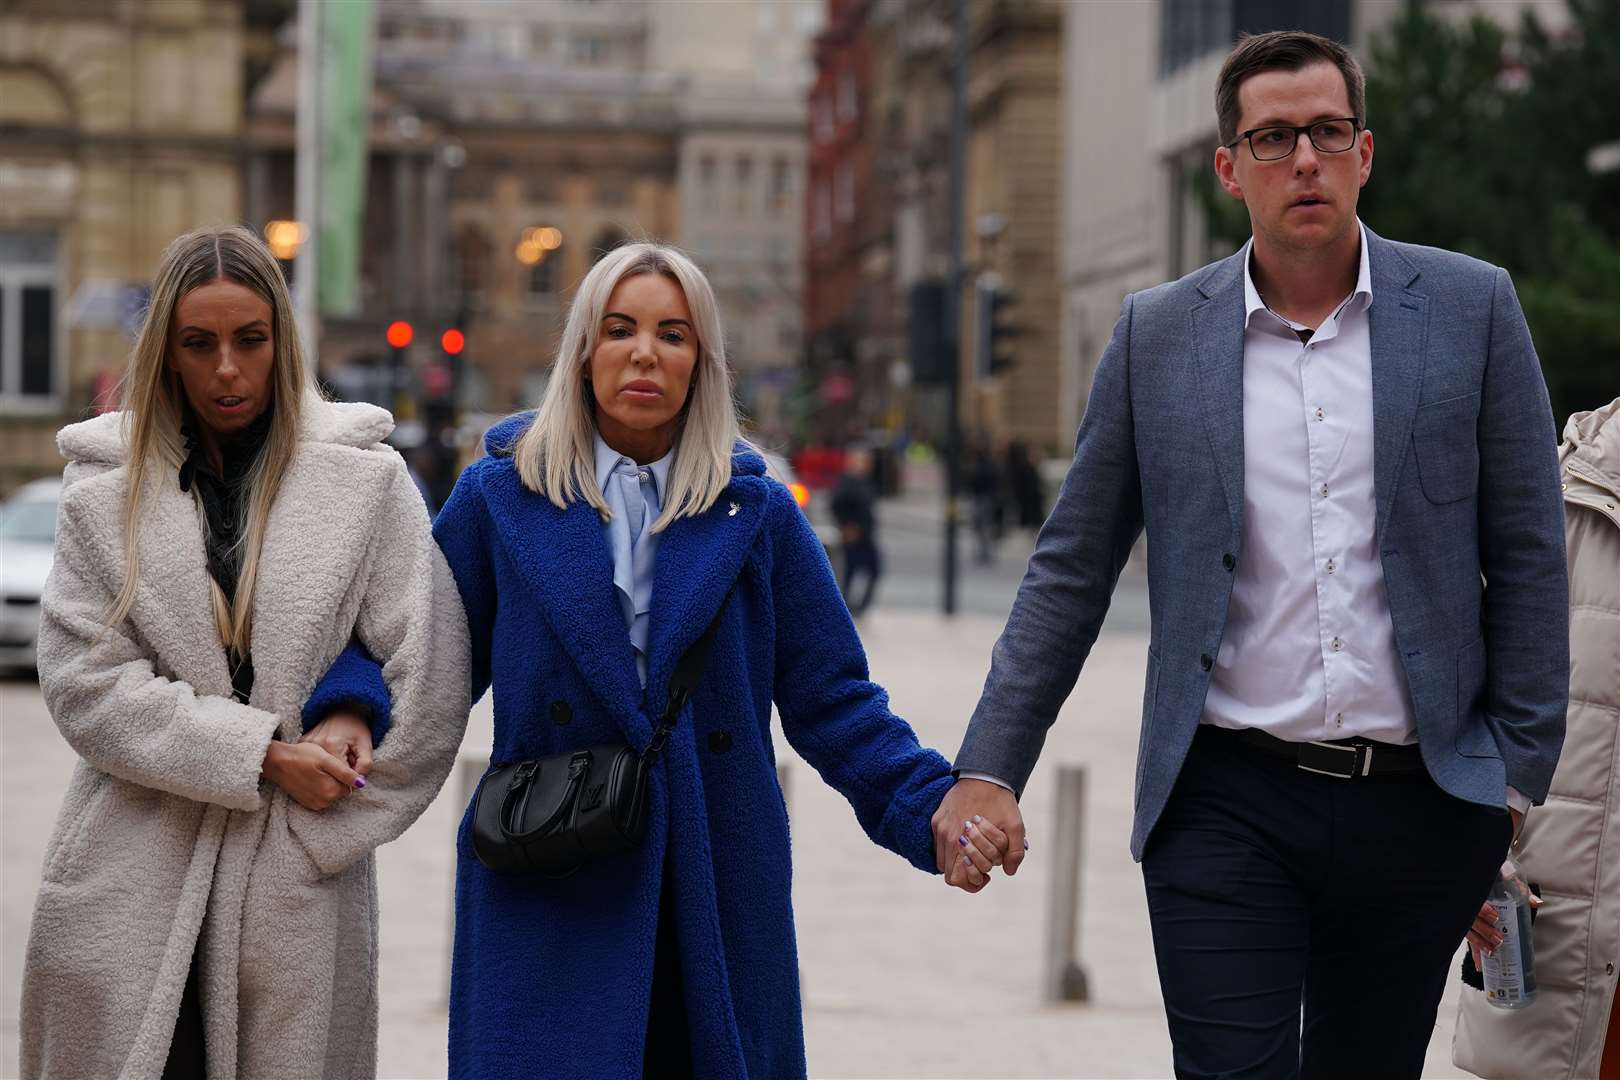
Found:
[550,701,571,725]
[1608,963,1616,976]
[1199,653,1213,672]
[1222,552,1235,571]
[708,730,733,754]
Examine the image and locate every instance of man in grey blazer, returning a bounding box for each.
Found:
[934,30,1568,1079]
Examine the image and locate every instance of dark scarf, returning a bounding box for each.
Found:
[179,406,274,701]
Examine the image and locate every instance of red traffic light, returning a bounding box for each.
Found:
[386,320,414,349]
[441,328,466,356]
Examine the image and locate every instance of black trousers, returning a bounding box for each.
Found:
[643,869,692,1079]
[1141,725,1512,1080]
[840,539,881,616]
[162,948,206,1080]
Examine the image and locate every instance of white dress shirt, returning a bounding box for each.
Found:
[967,222,1526,812]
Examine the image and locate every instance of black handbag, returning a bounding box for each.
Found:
[471,609,724,877]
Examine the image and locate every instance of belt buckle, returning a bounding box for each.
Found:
[1299,741,1369,780]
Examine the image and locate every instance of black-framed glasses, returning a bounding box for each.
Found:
[1226,118,1362,161]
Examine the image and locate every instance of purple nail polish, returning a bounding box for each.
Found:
[354,776,366,789]
[972,814,983,824]
[957,835,968,846]
[1023,838,1030,850]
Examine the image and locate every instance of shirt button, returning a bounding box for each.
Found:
[1326,558,1336,574]
[1331,637,1343,652]
[1222,552,1236,571]
[639,470,650,483]
[1320,483,1329,497]
[1315,407,1325,421]
[1199,653,1213,672]
[1335,712,1343,726]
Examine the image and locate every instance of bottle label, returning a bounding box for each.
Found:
[1483,898,1526,1003]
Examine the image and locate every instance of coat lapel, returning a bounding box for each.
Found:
[479,461,650,741]
[1366,231,1429,537]
[130,466,234,697]
[1191,251,1248,535]
[642,468,769,707]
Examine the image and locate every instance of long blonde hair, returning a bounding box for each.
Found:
[511,242,745,531]
[111,225,316,658]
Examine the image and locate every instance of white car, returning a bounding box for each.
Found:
[0,478,61,671]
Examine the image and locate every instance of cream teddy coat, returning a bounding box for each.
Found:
[20,400,470,1080]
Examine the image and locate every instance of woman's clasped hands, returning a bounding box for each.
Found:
[261,711,373,812]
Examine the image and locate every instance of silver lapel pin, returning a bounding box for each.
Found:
[728,501,740,516]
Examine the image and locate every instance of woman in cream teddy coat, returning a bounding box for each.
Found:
[20,226,469,1079]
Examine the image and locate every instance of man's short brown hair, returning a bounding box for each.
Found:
[1215,30,1366,146]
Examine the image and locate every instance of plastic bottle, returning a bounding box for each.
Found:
[1482,852,1538,1009]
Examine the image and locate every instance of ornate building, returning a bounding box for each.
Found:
[0,0,286,491]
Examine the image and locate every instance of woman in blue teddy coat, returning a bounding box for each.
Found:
[432,242,1001,1078]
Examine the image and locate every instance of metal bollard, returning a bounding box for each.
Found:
[1042,765,1091,1002]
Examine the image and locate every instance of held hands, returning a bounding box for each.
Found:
[930,778,1028,894]
[261,712,372,812]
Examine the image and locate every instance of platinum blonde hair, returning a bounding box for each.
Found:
[511,242,745,531]
[111,225,318,656]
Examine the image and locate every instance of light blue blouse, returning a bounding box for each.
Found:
[593,431,672,686]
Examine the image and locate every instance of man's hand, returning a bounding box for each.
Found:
[301,711,375,779]
[931,778,1026,893]
[263,741,361,812]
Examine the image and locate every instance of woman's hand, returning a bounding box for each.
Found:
[262,741,362,812]
[301,711,374,778]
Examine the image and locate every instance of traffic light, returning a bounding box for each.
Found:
[441,328,465,356]
[385,321,414,417]
[975,272,1020,380]
[907,280,948,387]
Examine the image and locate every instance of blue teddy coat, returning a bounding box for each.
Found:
[432,415,955,1080]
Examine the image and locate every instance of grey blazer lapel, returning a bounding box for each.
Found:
[1366,231,1430,536]
[1191,251,1248,534]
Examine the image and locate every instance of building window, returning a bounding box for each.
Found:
[572,33,609,64]
[1159,0,1350,77]
[530,245,562,295]
[813,97,835,144]
[0,230,59,410]
[834,162,855,224]
[734,156,754,215]
[769,156,794,215]
[699,155,719,213]
[836,69,858,124]
[454,224,492,311]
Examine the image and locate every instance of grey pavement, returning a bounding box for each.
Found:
[2,605,1476,1077]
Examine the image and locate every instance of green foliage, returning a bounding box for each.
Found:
[1196,0,1620,423]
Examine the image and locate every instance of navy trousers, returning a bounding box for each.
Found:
[1142,725,1512,1080]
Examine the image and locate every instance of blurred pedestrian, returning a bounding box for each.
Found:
[830,446,882,615]
[432,242,990,1079]
[934,30,1568,1080]
[1005,439,1044,529]
[1452,396,1620,1080]
[968,435,1003,564]
[20,226,469,1080]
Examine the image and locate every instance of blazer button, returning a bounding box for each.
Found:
[1199,654,1213,672]
[550,701,571,725]
[1221,552,1236,572]
[708,730,733,754]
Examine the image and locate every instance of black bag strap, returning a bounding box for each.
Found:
[643,595,729,761]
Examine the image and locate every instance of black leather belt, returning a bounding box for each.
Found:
[1209,724,1426,780]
